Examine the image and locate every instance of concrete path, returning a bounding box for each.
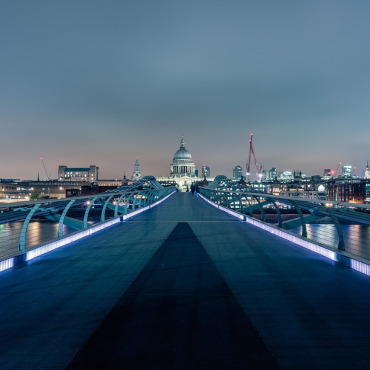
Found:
[1,192,370,369]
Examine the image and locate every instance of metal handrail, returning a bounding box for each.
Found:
[0,183,176,259]
[0,189,150,209]
[198,187,370,253]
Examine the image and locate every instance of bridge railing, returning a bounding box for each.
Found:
[198,187,370,260]
[0,185,176,262]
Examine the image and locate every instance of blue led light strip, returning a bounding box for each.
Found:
[0,258,14,273]
[197,193,370,277]
[0,191,175,273]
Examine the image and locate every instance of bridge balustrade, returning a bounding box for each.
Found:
[0,184,176,262]
[198,187,370,257]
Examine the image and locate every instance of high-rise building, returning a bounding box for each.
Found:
[58,165,98,182]
[293,170,307,180]
[278,171,294,182]
[233,165,243,180]
[341,165,353,178]
[322,169,334,180]
[202,165,210,178]
[131,159,142,180]
[266,167,277,181]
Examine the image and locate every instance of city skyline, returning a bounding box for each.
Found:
[1,1,370,179]
[3,147,369,182]
[1,133,369,181]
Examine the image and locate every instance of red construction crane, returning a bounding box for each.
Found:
[40,157,51,180]
[246,133,263,182]
[334,162,342,177]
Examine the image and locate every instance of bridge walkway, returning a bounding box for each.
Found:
[1,193,370,368]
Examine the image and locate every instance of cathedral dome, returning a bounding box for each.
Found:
[173,137,192,161]
[170,136,196,179]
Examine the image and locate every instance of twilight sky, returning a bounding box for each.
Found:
[1,0,370,180]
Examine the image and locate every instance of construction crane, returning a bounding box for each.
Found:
[333,162,342,177]
[40,157,51,180]
[246,133,263,182]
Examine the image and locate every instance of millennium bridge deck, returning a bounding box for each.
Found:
[1,192,370,369]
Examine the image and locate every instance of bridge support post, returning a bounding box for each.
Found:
[238,195,245,213]
[58,200,76,237]
[115,194,126,217]
[328,209,345,251]
[208,190,215,202]
[248,198,253,217]
[138,195,143,209]
[84,197,98,228]
[19,204,42,251]
[221,193,241,210]
[101,195,113,222]
[133,193,141,210]
[144,189,157,206]
[125,194,135,214]
[244,197,253,217]
[269,198,283,227]
[288,201,307,237]
[254,196,265,222]
[142,193,150,207]
[213,193,223,205]
[148,189,157,205]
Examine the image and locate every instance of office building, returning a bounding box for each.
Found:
[202,165,210,178]
[58,165,99,182]
[233,165,243,180]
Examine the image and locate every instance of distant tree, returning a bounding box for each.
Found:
[30,193,40,201]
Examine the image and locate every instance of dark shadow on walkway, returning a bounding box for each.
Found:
[67,222,280,369]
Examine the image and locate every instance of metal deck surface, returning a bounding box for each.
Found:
[1,193,370,369]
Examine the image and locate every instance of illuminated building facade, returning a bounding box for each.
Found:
[233,165,243,180]
[58,165,99,182]
[326,179,368,203]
